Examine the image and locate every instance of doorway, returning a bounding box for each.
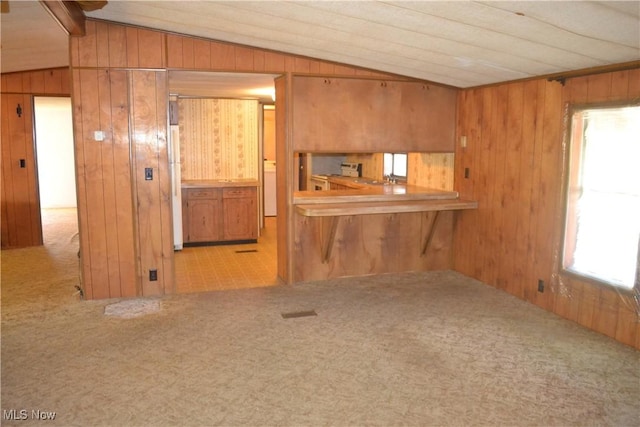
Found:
[33,96,79,250]
[168,71,280,293]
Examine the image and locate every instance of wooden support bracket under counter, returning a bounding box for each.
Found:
[291,185,478,281]
[295,199,478,263]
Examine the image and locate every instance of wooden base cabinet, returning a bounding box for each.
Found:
[183,188,221,243]
[222,187,258,241]
[182,185,258,244]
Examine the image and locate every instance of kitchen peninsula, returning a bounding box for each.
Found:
[291,180,477,282]
[276,73,468,284]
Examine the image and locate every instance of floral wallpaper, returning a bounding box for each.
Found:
[178,98,259,180]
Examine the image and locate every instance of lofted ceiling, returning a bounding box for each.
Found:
[1,1,639,90]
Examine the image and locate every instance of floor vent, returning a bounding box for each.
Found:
[235,249,258,253]
[281,310,317,319]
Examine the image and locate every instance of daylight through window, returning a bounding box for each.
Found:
[562,105,640,290]
[383,153,407,179]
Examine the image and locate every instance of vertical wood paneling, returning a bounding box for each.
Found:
[235,46,255,70]
[78,20,98,67]
[46,68,68,94]
[253,50,265,72]
[452,90,472,275]
[108,24,128,68]
[1,96,17,247]
[3,73,23,92]
[532,81,562,312]
[454,69,640,349]
[126,27,139,68]
[1,96,11,245]
[210,42,236,70]
[97,69,125,297]
[628,68,640,95]
[76,69,110,299]
[0,94,42,248]
[29,71,45,93]
[492,85,509,290]
[108,71,138,298]
[610,70,629,101]
[275,75,289,283]
[1,68,70,96]
[193,39,211,69]
[476,87,496,285]
[96,21,111,68]
[138,28,166,68]
[502,83,524,297]
[518,80,539,302]
[181,37,195,69]
[167,34,183,68]
[264,51,285,71]
[71,69,92,298]
[130,70,171,296]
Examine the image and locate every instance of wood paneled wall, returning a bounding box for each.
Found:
[453,68,640,348]
[129,71,173,297]
[1,67,71,249]
[72,69,136,299]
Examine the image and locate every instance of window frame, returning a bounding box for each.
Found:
[383,152,408,181]
[559,100,640,293]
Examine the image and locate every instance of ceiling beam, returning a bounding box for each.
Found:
[40,1,86,36]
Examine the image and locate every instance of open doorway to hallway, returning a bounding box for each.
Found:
[32,96,81,293]
[33,96,79,246]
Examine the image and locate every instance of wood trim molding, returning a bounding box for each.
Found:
[40,1,86,36]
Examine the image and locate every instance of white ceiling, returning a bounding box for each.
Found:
[1,1,639,90]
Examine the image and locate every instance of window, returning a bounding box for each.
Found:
[383,153,407,180]
[562,104,640,290]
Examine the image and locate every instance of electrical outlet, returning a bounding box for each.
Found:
[149,269,158,281]
[537,279,544,293]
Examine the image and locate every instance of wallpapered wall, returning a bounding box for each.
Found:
[178,98,259,180]
[347,153,454,191]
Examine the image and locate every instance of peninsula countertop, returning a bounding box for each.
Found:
[294,178,477,217]
[294,179,460,205]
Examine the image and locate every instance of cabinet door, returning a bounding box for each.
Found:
[292,76,456,153]
[222,190,257,241]
[187,198,220,242]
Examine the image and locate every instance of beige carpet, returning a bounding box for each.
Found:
[1,210,639,426]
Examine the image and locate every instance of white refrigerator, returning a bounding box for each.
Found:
[170,125,183,250]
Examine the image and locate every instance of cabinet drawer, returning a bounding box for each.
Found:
[222,187,255,199]
[187,188,218,199]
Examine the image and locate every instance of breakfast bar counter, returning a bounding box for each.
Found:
[291,183,478,281]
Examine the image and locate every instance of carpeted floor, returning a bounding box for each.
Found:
[1,210,639,426]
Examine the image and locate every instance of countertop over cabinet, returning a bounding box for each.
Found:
[182,179,259,189]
